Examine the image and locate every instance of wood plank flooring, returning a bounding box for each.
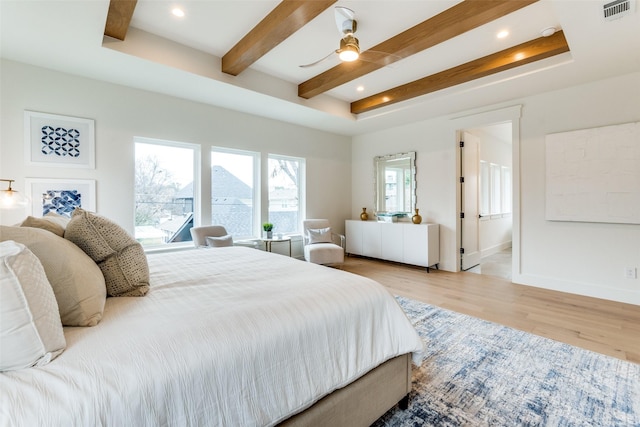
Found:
[340,255,640,364]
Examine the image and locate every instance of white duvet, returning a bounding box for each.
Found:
[1,247,423,426]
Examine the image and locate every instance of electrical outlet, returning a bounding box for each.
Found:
[624,267,637,279]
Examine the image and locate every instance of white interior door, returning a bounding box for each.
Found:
[461,131,481,270]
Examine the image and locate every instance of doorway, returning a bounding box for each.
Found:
[460,123,513,280]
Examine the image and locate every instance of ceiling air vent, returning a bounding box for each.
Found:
[603,0,635,20]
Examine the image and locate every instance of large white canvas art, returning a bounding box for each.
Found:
[545,122,640,224]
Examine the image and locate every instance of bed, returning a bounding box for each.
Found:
[1,220,424,426]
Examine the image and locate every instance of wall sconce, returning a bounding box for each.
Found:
[0,179,29,209]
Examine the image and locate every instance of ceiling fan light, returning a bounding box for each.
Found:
[339,48,359,62]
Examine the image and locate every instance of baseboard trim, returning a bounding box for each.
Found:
[480,242,512,258]
[512,273,640,306]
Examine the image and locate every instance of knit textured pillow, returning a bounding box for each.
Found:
[64,208,150,297]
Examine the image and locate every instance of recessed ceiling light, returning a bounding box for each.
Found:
[540,26,556,37]
[356,85,364,92]
[497,30,509,39]
[171,7,185,17]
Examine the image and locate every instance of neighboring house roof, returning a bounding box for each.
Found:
[172,165,253,201]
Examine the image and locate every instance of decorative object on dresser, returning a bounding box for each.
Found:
[24,111,95,169]
[411,208,422,224]
[302,219,345,265]
[360,207,369,221]
[346,220,439,271]
[376,212,406,223]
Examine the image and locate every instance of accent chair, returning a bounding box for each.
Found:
[190,225,233,248]
[302,219,345,266]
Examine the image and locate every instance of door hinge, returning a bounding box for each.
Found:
[460,176,464,183]
[460,248,465,254]
[459,140,464,148]
[460,212,465,219]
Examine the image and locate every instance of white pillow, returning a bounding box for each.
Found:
[307,227,332,244]
[0,241,66,372]
[205,235,233,247]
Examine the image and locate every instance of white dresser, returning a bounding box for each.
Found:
[345,220,440,271]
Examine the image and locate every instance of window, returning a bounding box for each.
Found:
[268,155,304,235]
[479,161,511,217]
[211,148,259,239]
[134,138,198,247]
[490,163,501,214]
[480,161,489,216]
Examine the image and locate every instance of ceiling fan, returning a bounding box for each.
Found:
[299,6,362,68]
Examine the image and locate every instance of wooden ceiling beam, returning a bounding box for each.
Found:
[298,0,539,99]
[104,0,138,40]
[350,30,570,114]
[222,0,337,76]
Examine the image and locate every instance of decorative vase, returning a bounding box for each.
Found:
[360,207,369,221]
[411,208,422,224]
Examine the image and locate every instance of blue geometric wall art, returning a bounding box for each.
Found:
[25,111,95,169]
[25,178,96,218]
[41,126,81,158]
[41,189,82,217]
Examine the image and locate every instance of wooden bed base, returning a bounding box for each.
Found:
[279,353,412,427]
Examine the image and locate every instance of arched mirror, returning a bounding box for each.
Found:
[374,151,416,215]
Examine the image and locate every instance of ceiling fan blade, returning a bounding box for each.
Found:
[334,6,356,34]
[359,50,403,67]
[299,50,338,68]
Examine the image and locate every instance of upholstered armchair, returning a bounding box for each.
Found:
[190,225,233,248]
[302,219,345,266]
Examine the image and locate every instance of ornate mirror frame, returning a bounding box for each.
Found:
[373,151,416,215]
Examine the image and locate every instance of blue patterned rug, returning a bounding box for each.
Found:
[373,296,640,426]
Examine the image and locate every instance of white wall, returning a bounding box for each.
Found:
[354,72,640,305]
[0,60,352,236]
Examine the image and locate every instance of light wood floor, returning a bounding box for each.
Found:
[340,255,640,364]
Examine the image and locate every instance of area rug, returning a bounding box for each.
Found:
[373,296,640,426]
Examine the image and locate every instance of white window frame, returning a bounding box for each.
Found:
[267,153,306,235]
[211,146,260,239]
[134,136,200,248]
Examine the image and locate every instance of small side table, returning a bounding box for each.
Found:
[262,236,292,257]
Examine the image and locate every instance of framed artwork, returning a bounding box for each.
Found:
[25,178,96,218]
[24,111,95,168]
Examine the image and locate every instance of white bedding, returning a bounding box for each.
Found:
[1,247,423,426]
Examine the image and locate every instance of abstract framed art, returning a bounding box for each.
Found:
[25,178,96,218]
[24,111,95,169]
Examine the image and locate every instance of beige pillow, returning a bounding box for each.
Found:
[20,216,65,237]
[0,241,66,371]
[0,226,106,327]
[64,208,149,297]
[44,212,72,229]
